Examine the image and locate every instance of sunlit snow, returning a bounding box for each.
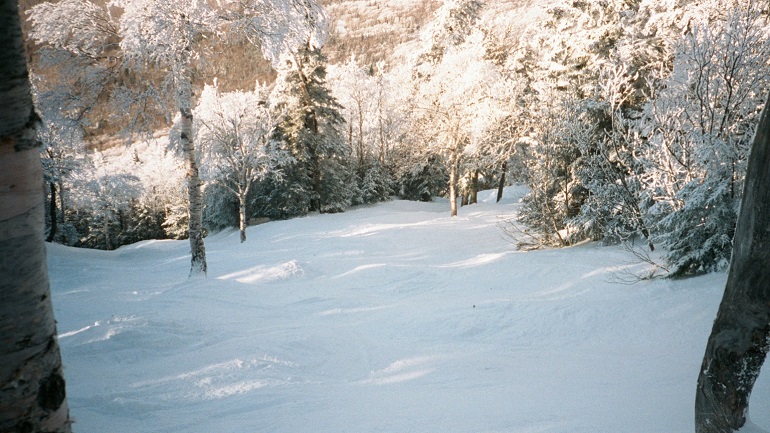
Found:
[48,188,770,432]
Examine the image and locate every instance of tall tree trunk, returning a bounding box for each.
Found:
[449,151,459,217]
[497,161,507,203]
[47,181,57,242]
[0,1,72,431]
[179,101,207,276]
[239,193,247,243]
[695,95,770,433]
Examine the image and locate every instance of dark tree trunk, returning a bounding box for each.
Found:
[695,95,770,433]
[47,181,57,242]
[497,161,507,203]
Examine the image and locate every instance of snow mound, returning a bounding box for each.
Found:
[217,260,303,284]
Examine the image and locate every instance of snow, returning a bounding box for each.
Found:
[48,187,770,432]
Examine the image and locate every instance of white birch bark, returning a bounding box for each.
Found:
[178,71,207,276]
[0,1,72,431]
[448,148,459,217]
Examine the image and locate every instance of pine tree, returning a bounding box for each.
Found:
[268,44,353,214]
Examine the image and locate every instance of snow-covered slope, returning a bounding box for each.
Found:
[48,188,770,432]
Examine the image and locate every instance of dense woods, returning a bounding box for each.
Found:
[23,0,770,280]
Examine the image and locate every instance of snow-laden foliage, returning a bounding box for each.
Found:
[59,138,187,249]
[261,45,354,216]
[640,2,770,276]
[417,0,484,66]
[36,98,87,244]
[403,0,513,215]
[25,0,770,278]
[196,84,284,187]
[569,66,654,249]
[507,0,770,274]
[195,83,290,241]
[223,0,329,65]
[68,152,143,249]
[516,91,585,247]
[327,58,397,204]
[27,0,119,59]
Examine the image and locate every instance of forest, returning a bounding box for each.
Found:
[22,0,770,279]
[4,0,770,431]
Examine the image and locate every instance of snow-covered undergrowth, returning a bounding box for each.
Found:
[48,188,770,432]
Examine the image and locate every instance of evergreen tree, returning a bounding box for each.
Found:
[267,44,353,215]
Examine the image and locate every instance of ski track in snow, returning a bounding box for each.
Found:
[46,187,770,433]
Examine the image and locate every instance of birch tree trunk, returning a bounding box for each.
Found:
[239,192,247,243]
[449,149,459,217]
[0,1,72,431]
[178,68,207,276]
[695,95,770,433]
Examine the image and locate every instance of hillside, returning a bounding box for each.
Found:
[319,0,547,64]
[321,0,441,64]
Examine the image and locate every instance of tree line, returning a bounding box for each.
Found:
[25,0,770,281]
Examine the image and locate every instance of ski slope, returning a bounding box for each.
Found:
[47,187,770,432]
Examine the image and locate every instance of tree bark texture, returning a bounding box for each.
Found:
[0,1,72,431]
[239,195,247,243]
[449,151,458,217]
[179,104,207,276]
[695,95,770,433]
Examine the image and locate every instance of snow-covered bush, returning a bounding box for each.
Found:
[195,83,290,241]
[640,2,770,275]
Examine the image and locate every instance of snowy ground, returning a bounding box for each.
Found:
[48,187,770,433]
